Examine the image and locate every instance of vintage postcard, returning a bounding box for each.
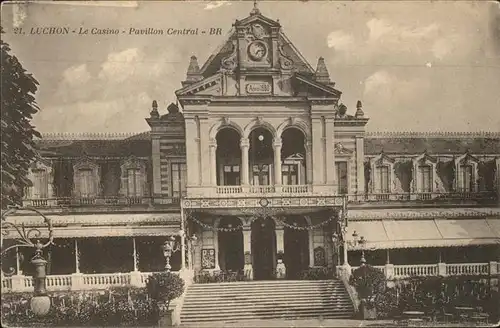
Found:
[1,1,499,327]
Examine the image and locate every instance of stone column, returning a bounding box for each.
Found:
[129,237,143,287]
[275,227,286,279]
[243,227,253,280]
[209,139,217,186]
[71,239,84,290]
[240,138,250,185]
[151,136,162,195]
[273,138,282,188]
[305,140,313,185]
[355,136,365,195]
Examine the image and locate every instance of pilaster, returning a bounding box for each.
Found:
[240,138,250,185]
[209,139,217,186]
[275,228,286,279]
[185,119,200,187]
[243,227,253,280]
[273,138,282,187]
[311,116,325,185]
[355,136,365,195]
[325,117,336,185]
[305,140,313,185]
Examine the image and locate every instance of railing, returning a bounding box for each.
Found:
[216,186,243,194]
[249,185,276,193]
[348,262,495,280]
[46,274,73,290]
[393,264,439,278]
[22,196,180,208]
[215,184,312,195]
[2,271,172,293]
[348,191,497,203]
[446,262,489,276]
[82,273,130,288]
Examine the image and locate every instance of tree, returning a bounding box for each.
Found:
[1,27,41,208]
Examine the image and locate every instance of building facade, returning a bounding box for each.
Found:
[2,7,500,292]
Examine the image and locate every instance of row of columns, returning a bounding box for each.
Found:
[209,137,313,186]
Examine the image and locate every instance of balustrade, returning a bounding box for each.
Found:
[446,262,489,276]
[22,196,179,209]
[348,191,497,203]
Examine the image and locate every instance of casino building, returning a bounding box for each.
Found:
[2,5,499,322]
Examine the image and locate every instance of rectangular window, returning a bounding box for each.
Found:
[252,164,270,186]
[335,162,348,194]
[127,169,143,197]
[378,166,390,193]
[171,163,187,197]
[79,169,94,197]
[32,169,48,199]
[282,164,298,185]
[419,166,432,192]
[223,165,240,186]
[461,165,473,192]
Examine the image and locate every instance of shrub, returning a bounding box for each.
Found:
[349,265,386,310]
[146,271,184,310]
[1,287,155,327]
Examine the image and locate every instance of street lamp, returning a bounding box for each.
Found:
[162,236,181,272]
[1,205,54,316]
[347,230,368,264]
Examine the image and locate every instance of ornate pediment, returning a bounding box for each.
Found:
[456,152,479,165]
[294,74,341,98]
[175,74,222,97]
[414,151,437,165]
[121,155,145,170]
[334,143,354,156]
[162,143,186,156]
[373,152,395,165]
[73,154,98,171]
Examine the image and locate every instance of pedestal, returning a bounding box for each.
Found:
[437,262,447,277]
[70,273,85,290]
[129,271,142,287]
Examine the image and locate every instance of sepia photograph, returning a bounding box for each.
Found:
[1,1,499,327]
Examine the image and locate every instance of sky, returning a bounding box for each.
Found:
[1,0,500,134]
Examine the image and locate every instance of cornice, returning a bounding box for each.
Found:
[37,132,145,141]
[366,131,500,138]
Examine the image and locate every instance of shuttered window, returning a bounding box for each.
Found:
[171,163,187,197]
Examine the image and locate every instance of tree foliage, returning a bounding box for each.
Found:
[145,272,185,310]
[1,27,41,208]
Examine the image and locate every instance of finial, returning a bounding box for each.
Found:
[250,0,260,15]
[150,100,159,119]
[338,103,347,117]
[355,100,364,118]
[314,57,331,84]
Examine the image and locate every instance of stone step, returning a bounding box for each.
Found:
[186,289,347,298]
[184,295,350,304]
[182,299,353,309]
[181,309,353,322]
[188,280,341,288]
[187,284,344,291]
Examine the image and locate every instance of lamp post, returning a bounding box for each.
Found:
[1,205,54,317]
[347,230,368,265]
[162,235,180,272]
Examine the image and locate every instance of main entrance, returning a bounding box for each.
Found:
[218,217,244,272]
[251,217,276,280]
[284,216,310,279]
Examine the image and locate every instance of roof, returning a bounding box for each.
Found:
[34,132,500,158]
[364,134,500,155]
[35,135,151,158]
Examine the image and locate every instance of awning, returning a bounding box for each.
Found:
[3,213,180,227]
[347,207,500,220]
[2,225,180,239]
[346,219,500,250]
[2,213,181,239]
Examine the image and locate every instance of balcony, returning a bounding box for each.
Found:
[22,196,180,210]
[200,184,315,198]
[348,191,497,205]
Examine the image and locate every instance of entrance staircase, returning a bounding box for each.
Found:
[180,279,354,325]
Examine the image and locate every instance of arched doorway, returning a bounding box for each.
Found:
[251,217,276,280]
[249,127,274,186]
[281,127,307,185]
[284,216,310,279]
[216,128,242,186]
[217,217,244,272]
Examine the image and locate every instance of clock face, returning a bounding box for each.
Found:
[248,41,267,61]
